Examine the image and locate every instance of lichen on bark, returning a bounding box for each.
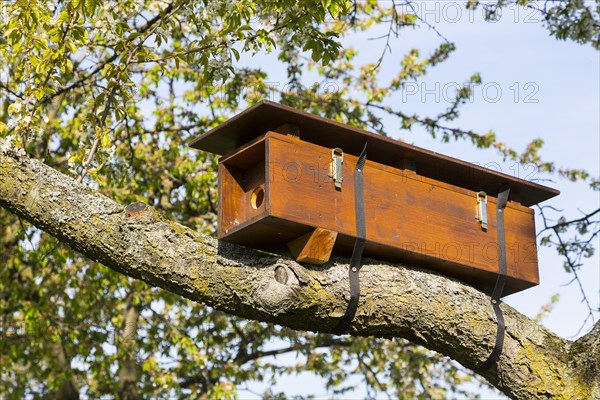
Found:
[1,140,598,399]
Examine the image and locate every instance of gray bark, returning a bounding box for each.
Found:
[50,340,80,400]
[118,294,140,400]
[1,140,598,399]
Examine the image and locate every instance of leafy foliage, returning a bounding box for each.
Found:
[467,0,600,49]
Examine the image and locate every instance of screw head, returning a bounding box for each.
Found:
[351,267,357,272]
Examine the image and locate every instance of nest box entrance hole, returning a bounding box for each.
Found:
[219,138,267,234]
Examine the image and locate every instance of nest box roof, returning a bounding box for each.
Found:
[189,100,559,206]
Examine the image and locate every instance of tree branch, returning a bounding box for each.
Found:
[75,86,117,183]
[0,140,597,399]
[50,339,80,400]
[118,293,140,400]
[41,1,177,104]
[539,207,600,234]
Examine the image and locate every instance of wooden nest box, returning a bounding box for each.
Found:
[190,100,559,296]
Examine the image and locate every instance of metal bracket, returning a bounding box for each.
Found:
[476,191,488,230]
[329,148,343,189]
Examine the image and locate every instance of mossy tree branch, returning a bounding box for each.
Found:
[0,140,598,399]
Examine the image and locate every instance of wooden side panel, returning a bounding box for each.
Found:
[266,132,538,289]
[218,138,269,238]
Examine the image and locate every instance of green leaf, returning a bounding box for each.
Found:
[100,133,110,148]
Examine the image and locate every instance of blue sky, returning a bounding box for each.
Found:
[235,2,599,398]
[375,3,600,340]
[234,0,599,338]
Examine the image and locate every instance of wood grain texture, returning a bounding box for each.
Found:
[287,228,338,265]
[218,131,540,294]
[191,100,559,207]
[218,136,268,238]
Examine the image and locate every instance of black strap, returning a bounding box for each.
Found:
[477,183,510,372]
[334,143,368,335]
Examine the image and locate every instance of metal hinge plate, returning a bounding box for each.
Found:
[476,191,488,230]
[329,148,343,190]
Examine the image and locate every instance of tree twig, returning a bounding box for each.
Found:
[75,86,117,183]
